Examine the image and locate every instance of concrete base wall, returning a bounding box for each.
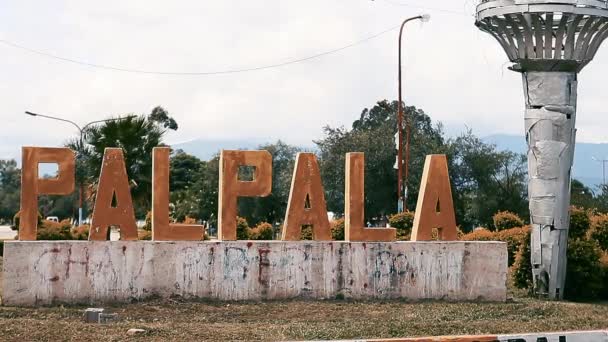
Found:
[1,241,507,306]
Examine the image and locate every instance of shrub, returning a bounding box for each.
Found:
[139,230,152,240]
[493,211,524,231]
[389,211,415,240]
[12,211,43,231]
[569,206,590,240]
[590,214,608,252]
[600,252,608,299]
[37,219,73,240]
[143,211,152,231]
[511,228,533,290]
[495,226,530,267]
[300,225,313,240]
[236,217,250,240]
[331,218,345,241]
[71,225,90,240]
[250,222,274,240]
[460,228,495,241]
[183,216,197,225]
[564,238,604,301]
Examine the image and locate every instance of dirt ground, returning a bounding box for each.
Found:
[1,256,607,341]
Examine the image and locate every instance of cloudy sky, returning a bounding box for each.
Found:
[2,0,608,161]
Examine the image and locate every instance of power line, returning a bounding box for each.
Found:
[0,25,400,76]
[377,0,473,17]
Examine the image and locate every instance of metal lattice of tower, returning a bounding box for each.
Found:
[476,0,608,299]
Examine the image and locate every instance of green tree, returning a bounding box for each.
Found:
[447,131,528,229]
[571,179,595,209]
[0,159,21,222]
[169,150,205,222]
[316,100,445,220]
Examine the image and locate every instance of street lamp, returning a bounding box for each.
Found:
[24,111,135,225]
[592,157,608,185]
[397,14,430,213]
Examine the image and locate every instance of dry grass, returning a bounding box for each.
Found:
[1,256,608,341]
[2,297,608,341]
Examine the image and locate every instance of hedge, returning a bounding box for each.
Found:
[250,222,274,240]
[511,229,532,290]
[564,238,604,301]
[37,219,73,240]
[389,211,414,240]
[493,211,524,231]
[495,226,530,267]
[569,206,591,240]
[590,214,608,252]
[331,218,345,241]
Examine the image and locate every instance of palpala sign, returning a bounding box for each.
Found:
[19,146,458,242]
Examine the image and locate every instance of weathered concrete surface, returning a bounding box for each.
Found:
[2,241,507,306]
[329,330,608,342]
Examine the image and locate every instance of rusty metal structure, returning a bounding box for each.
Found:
[476,0,608,299]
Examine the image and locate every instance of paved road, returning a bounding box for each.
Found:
[0,225,17,240]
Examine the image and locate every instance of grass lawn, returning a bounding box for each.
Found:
[1,256,607,341]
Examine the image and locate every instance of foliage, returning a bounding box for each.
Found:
[447,132,528,229]
[511,229,533,290]
[590,213,608,251]
[149,106,178,130]
[571,179,595,209]
[0,159,20,222]
[601,252,608,299]
[250,222,274,240]
[300,225,313,240]
[564,239,604,301]
[460,228,495,241]
[316,101,445,219]
[12,211,43,231]
[389,211,415,240]
[237,217,250,240]
[495,226,530,267]
[492,211,524,231]
[143,211,152,231]
[139,230,152,240]
[569,206,591,240]
[74,108,178,217]
[37,219,73,240]
[172,155,219,226]
[331,218,345,241]
[71,225,90,240]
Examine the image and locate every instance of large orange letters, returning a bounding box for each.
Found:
[152,147,205,240]
[345,153,396,241]
[282,153,331,241]
[89,148,138,240]
[19,147,75,240]
[411,154,457,241]
[218,150,272,240]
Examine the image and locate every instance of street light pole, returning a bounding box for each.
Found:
[593,157,608,185]
[24,111,134,225]
[397,14,430,213]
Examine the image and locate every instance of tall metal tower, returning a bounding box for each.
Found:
[476,0,608,299]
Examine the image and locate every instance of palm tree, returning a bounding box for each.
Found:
[68,107,177,217]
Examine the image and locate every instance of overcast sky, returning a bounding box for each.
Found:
[2,0,608,160]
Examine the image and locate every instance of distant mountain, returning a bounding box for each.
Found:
[483,134,607,189]
[171,138,265,160]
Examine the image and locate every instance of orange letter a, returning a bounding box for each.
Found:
[411,154,457,241]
